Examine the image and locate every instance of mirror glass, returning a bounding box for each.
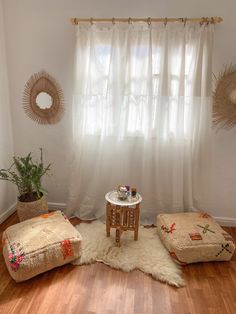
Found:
[36,92,53,109]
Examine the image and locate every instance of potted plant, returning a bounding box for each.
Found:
[0,148,51,221]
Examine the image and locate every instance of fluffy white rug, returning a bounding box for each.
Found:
[72,221,185,287]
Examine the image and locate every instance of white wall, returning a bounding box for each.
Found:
[0,0,16,223]
[2,0,236,223]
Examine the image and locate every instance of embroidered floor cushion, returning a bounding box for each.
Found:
[156,212,235,265]
[2,210,82,282]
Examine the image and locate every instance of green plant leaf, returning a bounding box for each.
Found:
[0,149,51,199]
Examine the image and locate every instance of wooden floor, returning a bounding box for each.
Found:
[0,213,235,314]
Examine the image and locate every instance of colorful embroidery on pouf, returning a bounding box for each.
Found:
[216,244,232,257]
[197,224,215,234]
[189,233,202,241]
[199,212,211,219]
[8,242,25,272]
[169,252,187,266]
[61,239,74,259]
[222,233,233,242]
[161,223,176,234]
[40,212,55,219]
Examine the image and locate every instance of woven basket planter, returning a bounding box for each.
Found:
[16,195,49,222]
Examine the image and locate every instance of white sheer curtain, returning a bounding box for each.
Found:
[67,22,214,222]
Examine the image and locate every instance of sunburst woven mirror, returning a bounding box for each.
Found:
[23,71,64,124]
[213,65,236,129]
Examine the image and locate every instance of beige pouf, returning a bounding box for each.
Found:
[156,212,235,265]
[2,210,82,282]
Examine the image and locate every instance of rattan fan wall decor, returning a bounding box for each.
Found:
[213,65,236,129]
[23,71,64,124]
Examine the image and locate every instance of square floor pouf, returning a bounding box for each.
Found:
[2,210,82,282]
[156,212,235,265]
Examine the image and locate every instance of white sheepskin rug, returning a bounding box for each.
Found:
[72,221,185,287]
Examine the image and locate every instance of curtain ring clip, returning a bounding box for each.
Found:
[112,17,116,25]
[90,17,94,25]
[147,17,151,26]
[128,17,132,24]
[164,17,168,27]
[184,17,187,27]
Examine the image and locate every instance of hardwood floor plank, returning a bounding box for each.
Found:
[0,212,236,313]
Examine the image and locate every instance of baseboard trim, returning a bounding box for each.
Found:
[0,202,67,224]
[0,202,17,224]
[47,204,236,227]
[48,204,236,227]
[191,208,236,227]
[213,216,236,227]
[48,202,67,211]
[1,202,236,227]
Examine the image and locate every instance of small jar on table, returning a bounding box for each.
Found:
[105,190,142,246]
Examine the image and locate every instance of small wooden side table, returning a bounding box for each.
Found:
[105,190,142,246]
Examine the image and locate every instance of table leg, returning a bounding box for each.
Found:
[134,203,140,241]
[123,206,127,228]
[106,202,110,237]
[116,228,121,247]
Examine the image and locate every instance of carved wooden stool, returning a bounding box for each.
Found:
[105,191,142,246]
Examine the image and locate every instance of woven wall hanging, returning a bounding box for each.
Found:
[23,71,64,124]
[213,65,236,129]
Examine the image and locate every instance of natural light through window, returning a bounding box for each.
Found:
[84,41,194,139]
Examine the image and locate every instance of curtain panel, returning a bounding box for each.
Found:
[67,23,214,222]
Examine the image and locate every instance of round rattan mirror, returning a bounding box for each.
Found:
[23,71,64,124]
[213,65,236,129]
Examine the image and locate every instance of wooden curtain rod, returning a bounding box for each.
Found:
[70,16,223,25]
